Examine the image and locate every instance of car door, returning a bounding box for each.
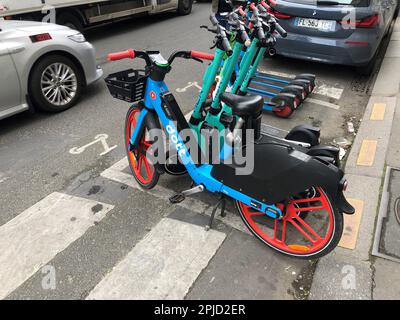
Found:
[0,40,21,114]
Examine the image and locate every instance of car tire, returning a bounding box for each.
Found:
[177,0,193,15]
[29,54,85,113]
[57,12,84,32]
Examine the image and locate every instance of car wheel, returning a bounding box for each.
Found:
[57,12,84,32]
[29,54,84,113]
[177,0,193,15]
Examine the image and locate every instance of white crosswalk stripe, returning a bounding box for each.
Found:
[87,217,226,300]
[0,192,114,299]
[101,157,250,234]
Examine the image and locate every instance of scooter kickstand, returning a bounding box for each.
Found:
[169,184,205,204]
[205,196,226,231]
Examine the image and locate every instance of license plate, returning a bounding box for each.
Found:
[296,18,335,31]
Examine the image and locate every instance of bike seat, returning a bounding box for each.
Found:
[220,92,264,117]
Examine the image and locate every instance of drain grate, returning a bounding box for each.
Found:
[372,167,400,263]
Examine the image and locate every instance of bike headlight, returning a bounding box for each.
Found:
[68,33,86,43]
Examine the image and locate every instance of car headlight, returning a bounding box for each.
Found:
[68,33,86,43]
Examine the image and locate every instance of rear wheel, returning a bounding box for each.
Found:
[125,106,160,189]
[236,187,343,259]
[273,104,294,118]
[177,0,193,15]
[57,12,84,32]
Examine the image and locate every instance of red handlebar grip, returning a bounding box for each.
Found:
[238,6,246,17]
[261,1,270,9]
[191,50,214,61]
[249,3,256,11]
[107,48,135,61]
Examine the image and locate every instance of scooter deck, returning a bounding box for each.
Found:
[254,71,294,85]
[246,83,275,108]
[247,80,282,99]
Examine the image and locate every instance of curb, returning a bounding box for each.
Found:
[310,17,400,300]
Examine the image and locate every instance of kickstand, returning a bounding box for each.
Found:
[205,196,226,231]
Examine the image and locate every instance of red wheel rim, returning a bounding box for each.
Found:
[238,187,335,255]
[125,108,155,185]
[273,105,293,118]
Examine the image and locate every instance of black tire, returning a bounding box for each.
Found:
[177,0,193,15]
[125,106,161,190]
[29,54,84,113]
[236,188,344,260]
[57,12,84,32]
[164,151,188,176]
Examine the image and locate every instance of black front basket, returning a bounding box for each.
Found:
[105,69,148,103]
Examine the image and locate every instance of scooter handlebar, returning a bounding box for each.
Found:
[237,6,246,17]
[260,1,270,10]
[275,22,287,38]
[221,36,233,56]
[107,48,135,61]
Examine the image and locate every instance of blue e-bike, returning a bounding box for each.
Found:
[106,48,355,259]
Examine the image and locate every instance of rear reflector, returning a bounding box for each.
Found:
[345,41,369,45]
[5,16,12,20]
[30,33,52,43]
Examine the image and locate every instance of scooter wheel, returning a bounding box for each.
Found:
[236,186,344,259]
[273,105,294,118]
[164,151,188,176]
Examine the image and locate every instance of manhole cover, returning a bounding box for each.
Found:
[372,167,400,263]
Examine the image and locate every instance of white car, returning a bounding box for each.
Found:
[0,20,102,120]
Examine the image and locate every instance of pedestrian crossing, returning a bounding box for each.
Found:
[1,155,307,300]
[0,157,244,300]
[0,192,114,299]
[87,217,226,300]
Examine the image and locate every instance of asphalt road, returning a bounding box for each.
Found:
[0,2,379,300]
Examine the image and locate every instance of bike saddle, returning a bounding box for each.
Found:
[220,92,264,116]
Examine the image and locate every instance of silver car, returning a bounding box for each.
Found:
[0,19,102,120]
[269,0,398,74]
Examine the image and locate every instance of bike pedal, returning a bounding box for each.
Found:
[169,193,186,204]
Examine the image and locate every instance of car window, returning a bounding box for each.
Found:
[282,0,371,7]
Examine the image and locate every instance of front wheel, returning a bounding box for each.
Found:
[29,54,84,113]
[236,187,343,259]
[125,106,160,189]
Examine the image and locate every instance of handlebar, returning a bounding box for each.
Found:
[107,48,135,61]
[107,49,215,67]
[190,50,214,61]
[260,1,270,10]
[227,12,251,46]
[274,22,287,38]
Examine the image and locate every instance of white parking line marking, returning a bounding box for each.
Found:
[176,81,202,93]
[307,98,341,110]
[0,192,114,299]
[0,172,8,184]
[101,158,250,234]
[87,217,226,300]
[69,134,117,156]
[313,83,344,100]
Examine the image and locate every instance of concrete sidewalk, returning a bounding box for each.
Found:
[310,18,400,300]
